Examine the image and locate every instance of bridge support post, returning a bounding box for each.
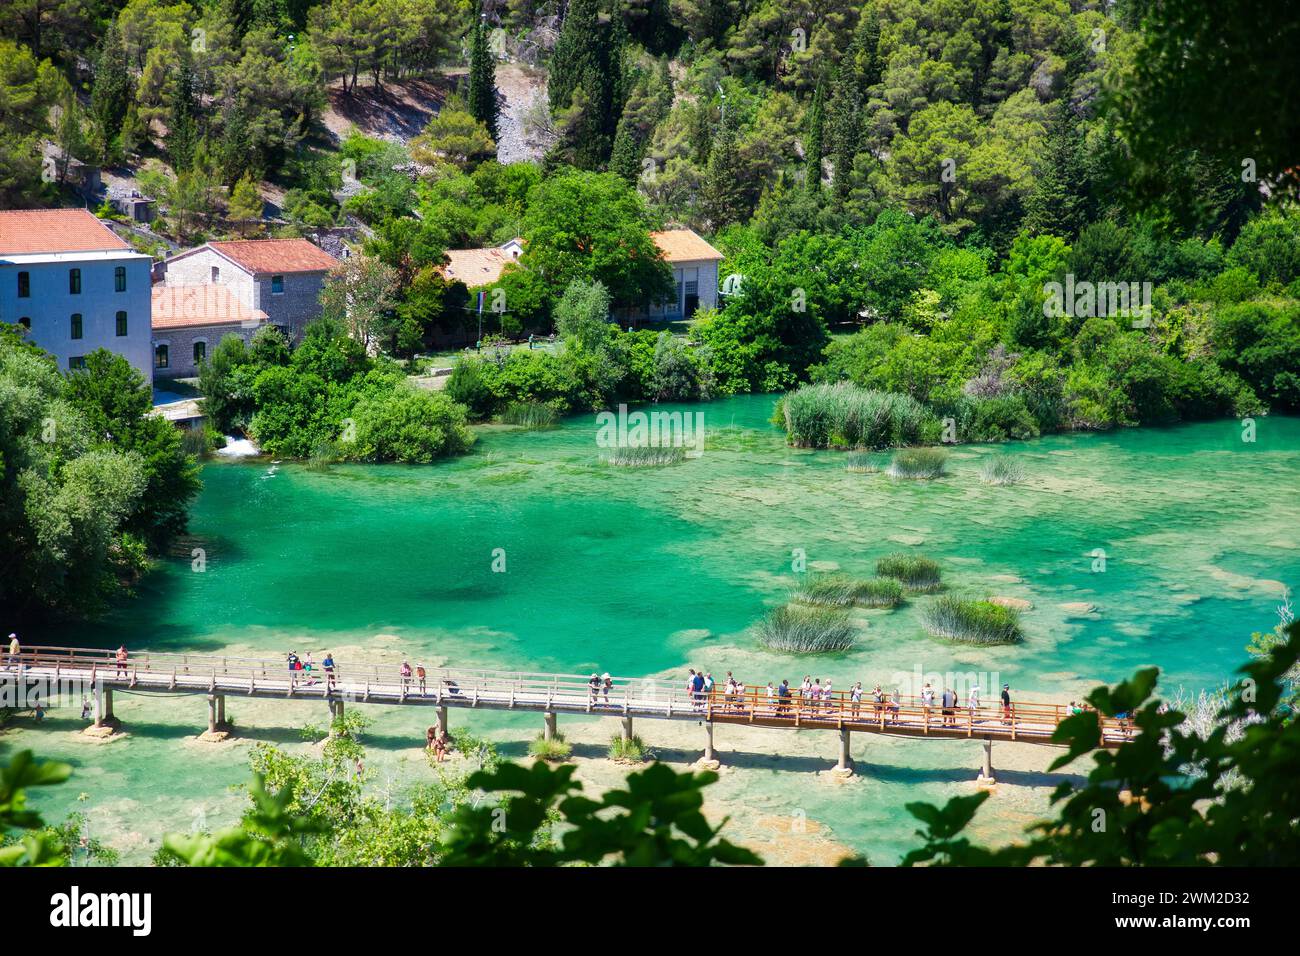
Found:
[85,680,121,737]
[217,695,226,726]
[208,695,218,734]
[832,728,854,777]
[621,715,633,743]
[199,693,231,741]
[977,737,996,788]
[543,711,557,741]
[437,705,448,738]
[695,720,720,770]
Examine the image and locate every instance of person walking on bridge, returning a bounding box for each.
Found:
[941,686,957,726]
[6,633,18,671]
[115,645,128,678]
[287,651,301,688]
[323,652,336,690]
[400,661,413,693]
[417,663,427,696]
[1001,684,1013,725]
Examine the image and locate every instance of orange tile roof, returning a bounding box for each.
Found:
[152,285,268,329]
[442,247,517,288]
[651,229,723,262]
[0,209,130,255]
[206,239,339,275]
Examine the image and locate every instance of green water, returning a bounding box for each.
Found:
[8,395,1299,864]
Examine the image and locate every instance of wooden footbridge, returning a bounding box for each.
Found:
[4,645,1130,779]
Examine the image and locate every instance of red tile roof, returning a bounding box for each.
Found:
[442,247,518,288]
[0,209,130,255]
[152,285,268,329]
[207,239,339,275]
[651,229,723,262]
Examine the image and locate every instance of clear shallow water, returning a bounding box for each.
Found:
[8,396,1300,864]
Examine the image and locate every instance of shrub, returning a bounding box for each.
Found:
[782,382,933,449]
[875,553,942,592]
[922,596,1023,645]
[978,455,1025,485]
[445,357,495,418]
[755,605,857,653]
[844,451,883,472]
[608,734,653,763]
[601,445,686,467]
[793,574,904,609]
[345,387,476,462]
[888,447,947,479]
[528,733,572,762]
[500,401,558,429]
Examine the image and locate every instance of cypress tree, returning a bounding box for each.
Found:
[826,5,882,200]
[699,108,746,230]
[468,14,500,142]
[90,24,131,144]
[804,80,825,192]
[1023,100,1088,239]
[167,53,200,173]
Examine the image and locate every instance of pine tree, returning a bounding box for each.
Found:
[826,5,882,200]
[699,108,746,230]
[90,24,131,153]
[804,81,825,192]
[227,174,263,234]
[1022,100,1088,239]
[468,14,499,142]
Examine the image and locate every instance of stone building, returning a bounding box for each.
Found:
[151,285,268,379]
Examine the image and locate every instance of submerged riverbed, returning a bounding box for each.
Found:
[8,395,1299,864]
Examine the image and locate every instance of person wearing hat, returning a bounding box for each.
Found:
[6,633,18,670]
[1001,683,1013,724]
[416,662,427,696]
[601,672,612,705]
[589,672,601,703]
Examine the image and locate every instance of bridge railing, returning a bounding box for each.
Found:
[6,646,1130,740]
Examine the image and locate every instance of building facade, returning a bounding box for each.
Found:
[159,239,338,344]
[644,230,724,321]
[0,209,154,382]
[151,285,268,379]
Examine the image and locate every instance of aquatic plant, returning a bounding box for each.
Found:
[528,732,572,762]
[888,447,948,479]
[979,455,1025,485]
[793,574,904,609]
[782,382,933,449]
[755,604,857,653]
[922,596,1023,645]
[844,451,883,473]
[875,553,943,592]
[608,734,654,763]
[601,445,687,467]
[501,401,558,430]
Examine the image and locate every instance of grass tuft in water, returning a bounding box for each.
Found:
[608,734,653,763]
[501,401,558,430]
[782,382,933,449]
[844,451,884,473]
[528,732,572,762]
[755,604,857,653]
[793,574,904,609]
[875,553,943,592]
[922,596,1023,645]
[601,445,686,467]
[888,447,948,479]
[979,455,1025,485]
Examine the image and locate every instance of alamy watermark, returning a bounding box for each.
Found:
[1043,274,1153,328]
[595,404,705,457]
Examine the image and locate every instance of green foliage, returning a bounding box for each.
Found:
[607,734,654,763]
[162,775,326,867]
[0,751,73,867]
[793,573,903,609]
[922,596,1023,646]
[439,760,762,866]
[601,444,686,467]
[888,446,947,479]
[781,382,933,450]
[978,454,1024,485]
[755,604,857,653]
[875,553,942,592]
[500,401,558,429]
[527,733,572,762]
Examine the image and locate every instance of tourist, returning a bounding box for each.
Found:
[800,675,812,713]
[765,682,776,714]
[400,661,413,692]
[941,686,956,726]
[444,677,461,697]
[115,645,128,678]
[870,684,883,720]
[778,679,792,715]
[921,683,935,718]
[425,726,437,750]
[968,685,981,722]
[890,688,902,723]
[589,672,601,704]
[602,672,613,705]
[1116,710,1132,738]
[823,679,834,715]
[1001,684,1013,725]
[287,650,300,688]
[417,663,428,695]
[323,652,336,690]
[33,697,45,722]
[850,682,864,719]
[303,653,316,686]
[434,731,450,762]
[685,669,698,708]
[81,697,92,721]
[6,633,18,670]
[810,678,823,714]
[691,669,706,710]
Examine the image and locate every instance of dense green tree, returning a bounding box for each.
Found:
[467,12,499,142]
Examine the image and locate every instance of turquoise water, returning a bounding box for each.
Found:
[7,396,1299,864]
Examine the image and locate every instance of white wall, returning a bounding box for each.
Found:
[1,251,153,383]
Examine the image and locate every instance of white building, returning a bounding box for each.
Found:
[0,209,154,381]
[645,229,723,320]
[159,239,338,344]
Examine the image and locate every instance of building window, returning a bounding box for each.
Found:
[69,356,87,370]
[211,266,220,282]
[271,275,284,294]
[193,341,206,365]
[69,268,81,294]
[18,317,31,329]
[116,311,128,336]
[17,271,30,297]
[115,266,127,292]
[155,344,169,369]
[71,313,83,340]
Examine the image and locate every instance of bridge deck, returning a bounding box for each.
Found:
[4,646,1130,748]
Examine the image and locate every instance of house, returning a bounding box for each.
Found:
[645,229,724,320]
[0,209,154,381]
[159,238,338,343]
[151,285,268,379]
[442,238,524,289]
[110,192,156,224]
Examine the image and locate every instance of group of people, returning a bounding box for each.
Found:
[682,670,1017,725]
[424,725,452,761]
